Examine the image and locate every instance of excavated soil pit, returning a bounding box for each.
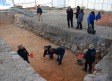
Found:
[0,23,94,81]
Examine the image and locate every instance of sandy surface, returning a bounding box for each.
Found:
[0,24,90,81]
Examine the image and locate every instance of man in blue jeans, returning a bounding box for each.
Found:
[76,9,84,30]
[87,11,95,30]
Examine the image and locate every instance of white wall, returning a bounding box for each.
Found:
[0,0,112,11]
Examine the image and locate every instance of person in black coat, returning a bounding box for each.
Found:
[66,6,73,28]
[37,5,42,21]
[43,45,53,60]
[75,6,80,19]
[82,44,96,74]
[49,47,65,65]
[17,44,30,63]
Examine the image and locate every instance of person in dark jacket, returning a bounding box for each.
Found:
[49,47,65,65]
[76,9,84,29]
[43,45,53,60]
[66,6,73,28]
[96,11,101,21]
[75,6,80,19]
[82,44,96,74]
[87,11,95,30]
[37,5,42,21]
[17,44,30,63]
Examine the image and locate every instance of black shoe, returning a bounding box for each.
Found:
[79,28,83,30]
[71,26,73,28]
[56,59,59,61]
[57,63,61,65]
[50,58,53,60]
[38,20,40,21]
[88,70,91,74]
[76,27,78,29]
[82,68,87,72]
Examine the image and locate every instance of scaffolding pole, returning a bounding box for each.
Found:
[94,0,96,9]
[87,0,89,9]
[102,0,104,10]
[52,0,53,7]
[12,0,15,7]
[64,0,66,7]
[35,0,37,8]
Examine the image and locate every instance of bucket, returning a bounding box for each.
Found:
[77,59,83,65]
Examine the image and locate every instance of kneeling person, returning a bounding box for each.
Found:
[43,45,53,60]
[49,47,65,65]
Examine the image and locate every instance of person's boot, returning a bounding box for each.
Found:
[88,70,91,74]
[56,59,59,61]
[76,27,78,29]
[57,63,61,65]
[50,57,53,60]
[82,68,87,72]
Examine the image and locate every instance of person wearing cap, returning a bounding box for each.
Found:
[43,45,53,60]
[82,44,96,74]
[37,5,42,21]
[49,47,65,65]
[87,11,96,30]
[17,44,30,63]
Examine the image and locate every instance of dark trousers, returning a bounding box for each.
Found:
[49,53,53,58]
[67,17,73,27]
[88,21,94,30]
[24,59,30,63]
[57,55,64,64]
[77,22,82,28]
[85,60,94,72]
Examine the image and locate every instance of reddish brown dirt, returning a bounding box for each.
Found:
[0,24,90,81]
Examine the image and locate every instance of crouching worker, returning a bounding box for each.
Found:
[82,44,96,74]
[17,44,30,63]
[49,47,65,65]
[43,45,53,60]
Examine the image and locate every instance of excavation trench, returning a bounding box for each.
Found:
[0,24,88,81]
[0,10,112,81]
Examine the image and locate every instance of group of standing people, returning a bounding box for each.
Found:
[66,6,101,31]
[66,6,84,29]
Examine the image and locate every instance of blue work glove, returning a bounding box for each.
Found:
[58,56,61,59]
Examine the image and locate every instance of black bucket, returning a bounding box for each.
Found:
[77,59,83,65]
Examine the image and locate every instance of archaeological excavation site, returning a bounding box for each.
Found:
[0,2,112,81]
